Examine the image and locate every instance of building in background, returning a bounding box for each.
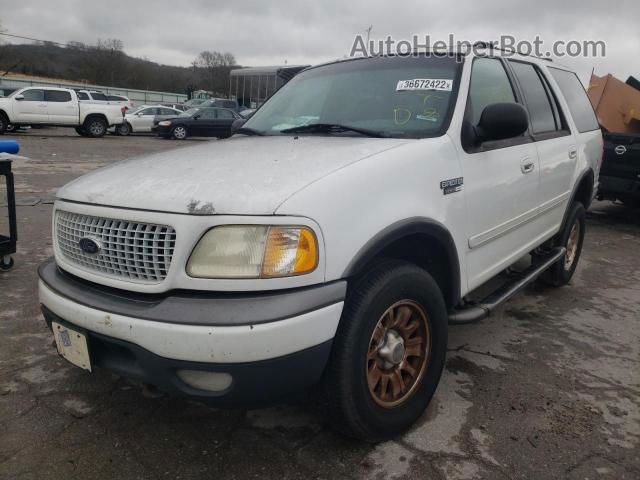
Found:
[229,65,308,109]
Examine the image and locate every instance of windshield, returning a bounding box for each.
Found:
[180,108,200,117]
[245,55,461,138]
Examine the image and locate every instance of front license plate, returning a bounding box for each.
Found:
[52,321,92,372]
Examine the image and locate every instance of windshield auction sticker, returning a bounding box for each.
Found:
[396,79,453,92]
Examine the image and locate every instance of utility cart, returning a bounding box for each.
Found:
[0,150,18,271]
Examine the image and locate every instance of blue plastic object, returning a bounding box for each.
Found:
[0,141,19,154]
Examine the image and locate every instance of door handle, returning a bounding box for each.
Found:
[521,158,535,174]
[568,147,578,159]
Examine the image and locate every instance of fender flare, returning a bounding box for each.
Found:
[342,217,461,308]
[560,168,594,229]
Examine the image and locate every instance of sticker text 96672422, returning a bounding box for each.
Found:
[396,79,453,92]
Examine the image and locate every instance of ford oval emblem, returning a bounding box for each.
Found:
[78,237,101,255]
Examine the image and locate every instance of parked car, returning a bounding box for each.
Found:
[114,105,183,136]
[76,90,109,103]
[183,98,207,108]
[239,108,256,119]
[162,103,187,112]
[38,50,601,440]
[0,88,17,98]
[107,94,134,110]
[154,107,240,139]
[597,132,640,207]
[199,97,241,112]
[0,87,124,136]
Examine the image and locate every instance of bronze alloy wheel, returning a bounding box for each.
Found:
[564,221,581,271]
[366,300,431,408]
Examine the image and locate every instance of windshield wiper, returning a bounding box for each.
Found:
[280,123,386,138]
[236,127,265,136]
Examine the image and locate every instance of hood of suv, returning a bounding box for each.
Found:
[57,136,408,215]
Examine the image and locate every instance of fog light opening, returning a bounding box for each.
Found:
[176,370,233,392]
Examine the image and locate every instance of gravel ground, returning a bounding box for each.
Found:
[0,128,639,479]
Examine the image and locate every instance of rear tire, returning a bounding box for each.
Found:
[322,259,448,442]
[541,202,586,287]
[116,122,131,136]
[84,117,107,138]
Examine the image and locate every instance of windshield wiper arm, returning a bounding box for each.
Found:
[280,123,386,138]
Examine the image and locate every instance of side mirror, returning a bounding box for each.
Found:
[14,94,24,101]
[475,102,529,143]
[231,118,247,134]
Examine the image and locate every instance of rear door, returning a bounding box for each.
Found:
[13,88,48,123]
[214,108,237,136]
[506,60,575,235]
[45,89,78,125]
[458,57,542,290]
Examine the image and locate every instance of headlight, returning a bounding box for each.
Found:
[158,120,172,126]
[186,225,318,279]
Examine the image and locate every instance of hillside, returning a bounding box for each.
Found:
[0,43,237,95]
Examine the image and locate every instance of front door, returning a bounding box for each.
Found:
[192,108,218,136]
[13,88,48,123]
[129,107,158,132]
[457,57,541,291]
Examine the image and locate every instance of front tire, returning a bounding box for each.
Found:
[323,260,448,441]
[0,114,8,134]
[171,125,188,140]
[542,202,586,287]
[84,117,107,138]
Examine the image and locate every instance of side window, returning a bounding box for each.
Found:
[90,92,108,101]
[45,90,72,102]
[141,108,157,116]
[201,109,217,119]
[76,91,89,100]
[549,68,600,133]
[216,109,235,119]
[467,58,516,125]
[508,61,557,134]
[160,108,177,115]
[22,89,45,101]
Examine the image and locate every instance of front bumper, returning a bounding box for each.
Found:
[598,174,640,201]
[38,260,346,405]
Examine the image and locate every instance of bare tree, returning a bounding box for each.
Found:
[195,50,237,93]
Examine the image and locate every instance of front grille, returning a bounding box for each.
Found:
[55,210,177,284]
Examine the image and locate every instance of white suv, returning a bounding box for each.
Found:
[38,50,601,440]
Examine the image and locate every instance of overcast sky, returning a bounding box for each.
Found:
[1,0,638,84]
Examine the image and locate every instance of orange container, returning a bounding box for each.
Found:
[588,73,640,135]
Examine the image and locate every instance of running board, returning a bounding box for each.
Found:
[448,247,566,325]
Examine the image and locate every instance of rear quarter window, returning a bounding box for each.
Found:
[549,68,599,133]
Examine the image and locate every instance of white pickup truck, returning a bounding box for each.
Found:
[38,49,602,441]
[0,87,124,137]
